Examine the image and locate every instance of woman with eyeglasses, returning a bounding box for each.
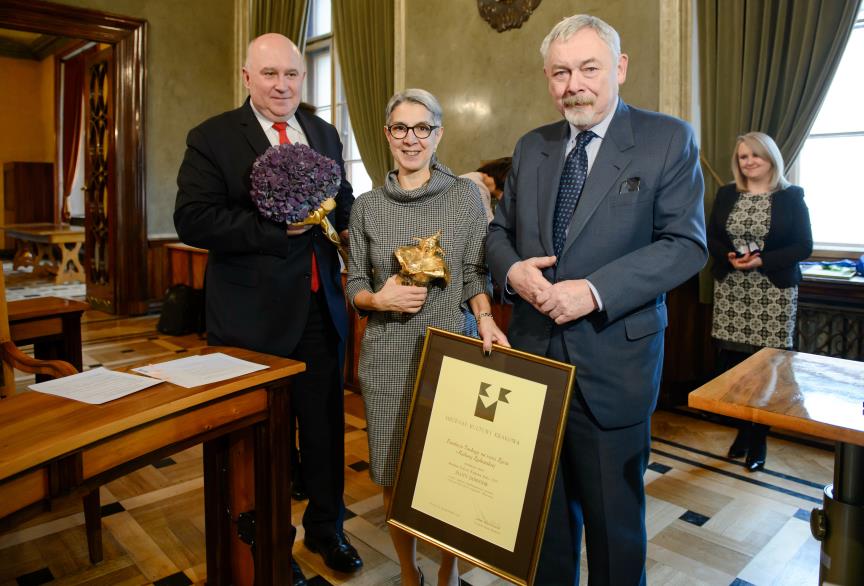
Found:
[346,88,509,586]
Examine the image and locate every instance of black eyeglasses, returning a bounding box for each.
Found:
[386,123,439,139]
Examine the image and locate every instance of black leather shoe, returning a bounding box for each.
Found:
[291,558,308,586]
[291,478,308,501]
[727,429,749,459]
[291,461,308,501]
[727,445,747,459]
[304,532,363,573]
[745,431,767,471]
[746,456,765,472]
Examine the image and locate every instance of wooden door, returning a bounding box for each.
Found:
[83,46,115,312]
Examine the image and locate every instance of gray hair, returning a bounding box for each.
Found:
[385,88,443,126]
[732,132,790,192]
[540,15,621,61]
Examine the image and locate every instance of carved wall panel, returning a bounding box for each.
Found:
[797,303,864,361]
[87,58,110,285]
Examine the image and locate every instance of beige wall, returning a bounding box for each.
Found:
[0,55,55,221]
[403,0,661,175]
[55,0,236,236]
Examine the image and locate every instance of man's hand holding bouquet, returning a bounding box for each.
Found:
[249,143,347,261]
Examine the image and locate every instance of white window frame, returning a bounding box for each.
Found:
[303,0,372,196]
[795,7,864,259]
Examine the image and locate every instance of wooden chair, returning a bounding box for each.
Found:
[0,279,77,398]
[0,273,104,563]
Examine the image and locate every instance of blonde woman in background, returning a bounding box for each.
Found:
[707,131,812,471]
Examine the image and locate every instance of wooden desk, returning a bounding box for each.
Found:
[689,349,864,585]
[7,296,89,374]
[2,223,86,284]
[0,346,304,586]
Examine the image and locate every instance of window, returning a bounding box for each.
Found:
[797,7,864,251]
[303,0,373,196]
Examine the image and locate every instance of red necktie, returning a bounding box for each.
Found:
[272,122,319,293]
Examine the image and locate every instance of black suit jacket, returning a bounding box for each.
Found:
[174,99,353,359]
[708,183,812,288]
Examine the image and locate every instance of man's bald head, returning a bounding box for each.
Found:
[242,33,306,122]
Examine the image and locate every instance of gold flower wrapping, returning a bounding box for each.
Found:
[292,197,347,263]
[394,231,450,287]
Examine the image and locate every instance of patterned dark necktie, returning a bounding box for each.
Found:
[552,130,596,258]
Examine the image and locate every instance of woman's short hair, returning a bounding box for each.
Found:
[385,89,442,126]
[477,157,512,192]
[731,132,790,192]
[540,14,621,62]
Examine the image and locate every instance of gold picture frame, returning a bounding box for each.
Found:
[388,327,575,585]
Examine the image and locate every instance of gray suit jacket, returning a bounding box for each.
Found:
[487,101,707,428]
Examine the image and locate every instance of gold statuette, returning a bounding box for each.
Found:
[395,231,450,287]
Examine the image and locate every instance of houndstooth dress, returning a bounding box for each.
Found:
[345,162,489,486]
[711,191,798,349]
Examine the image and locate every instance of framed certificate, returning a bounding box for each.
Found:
[388,327,576,586]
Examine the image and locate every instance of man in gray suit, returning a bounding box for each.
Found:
[487,14,707,585]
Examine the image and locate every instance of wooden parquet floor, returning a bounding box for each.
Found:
[0,311,834,585]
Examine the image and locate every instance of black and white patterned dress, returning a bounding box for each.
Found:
[711,191,798,349]
[346,162,488,486]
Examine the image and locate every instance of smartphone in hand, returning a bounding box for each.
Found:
[735,241,761,257]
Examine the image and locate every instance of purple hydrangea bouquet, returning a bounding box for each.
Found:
[250,143,340,223]
[249,143,346,260]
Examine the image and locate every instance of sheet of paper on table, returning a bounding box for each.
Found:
[29,367,162,404]
[131,352,268,388]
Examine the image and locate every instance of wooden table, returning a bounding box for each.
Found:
[689,349,864,585]
[2,223,86,284]
[0,346,304,586]
[7,296,89,374]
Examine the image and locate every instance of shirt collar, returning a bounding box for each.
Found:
[249,100,302,134]
[567,96,619,143]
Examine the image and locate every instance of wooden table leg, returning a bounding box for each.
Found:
[229,430,256,586]
[55,242,85,284]
[11,241,34,270]
[83,489,103,563]
[33,243,59,279]
[61,312,84,372]
[57,242,85,283]
[203,381,294,585]
[204,437,232,586]
[256,381,294,585]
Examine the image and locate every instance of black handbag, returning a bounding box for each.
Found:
[157,284,205,335]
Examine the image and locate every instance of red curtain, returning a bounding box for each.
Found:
[61,54,86,222]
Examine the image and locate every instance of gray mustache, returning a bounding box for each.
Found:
[563,95,595,107]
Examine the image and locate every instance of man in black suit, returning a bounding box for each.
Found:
[174,33,361,582]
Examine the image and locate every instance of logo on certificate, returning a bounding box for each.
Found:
[474,382,511,422]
